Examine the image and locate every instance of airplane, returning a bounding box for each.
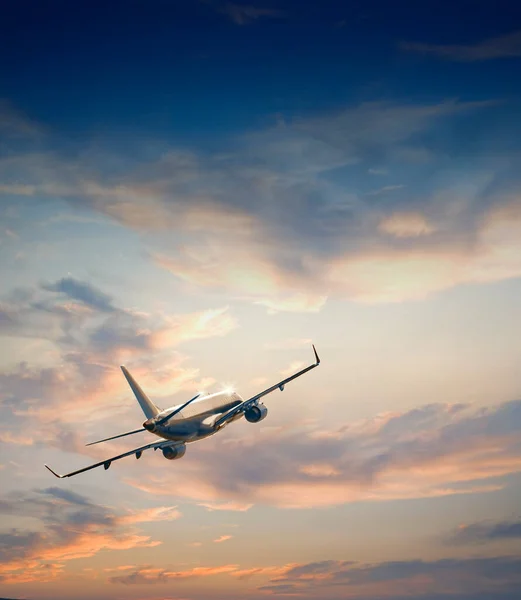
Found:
[45,344,320,478]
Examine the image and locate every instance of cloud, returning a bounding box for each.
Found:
[400,29,521,62]
[366,184,406,196]
[280,360,306,377]
[213,535,233,543]
[110,564,239,585]
[0,277,236,428]
[197,500,253,511]
[125,399,521,509]
[257,556,521,597]
[117,506,182,525]
[326,198,521,302]
[87,305,236,357]
[220,3,285,25]
[2,99,519,307]
[378,212,436,238]
[102,555,521,598]
[41,277,116,313]
[0,487,170,584]
[449,519,521,545]
[0,431,33,445]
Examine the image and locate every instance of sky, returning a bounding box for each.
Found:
[1,0,521,599]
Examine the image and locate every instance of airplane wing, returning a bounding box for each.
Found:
[45,439,178,479]
[214,344,320,428]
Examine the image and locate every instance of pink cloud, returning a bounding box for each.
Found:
[213,535,233,543]
[117,506,181,525]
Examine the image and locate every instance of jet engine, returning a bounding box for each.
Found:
[244,403,268,423]
[162,443,186,460]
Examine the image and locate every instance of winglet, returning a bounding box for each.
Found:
[45,464,64,478]
[312,344,320,365]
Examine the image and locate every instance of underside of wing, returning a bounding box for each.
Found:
[45,439,179,478]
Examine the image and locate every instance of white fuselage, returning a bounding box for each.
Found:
[152,391,244,443]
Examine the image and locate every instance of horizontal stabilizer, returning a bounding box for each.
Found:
[86,427,146,446]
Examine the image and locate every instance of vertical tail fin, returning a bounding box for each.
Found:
[120,366,160,419]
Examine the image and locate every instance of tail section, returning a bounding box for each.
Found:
[120,366,160,419]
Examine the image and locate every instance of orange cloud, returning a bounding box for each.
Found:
[0,431,34,445]
[0,560,65,585]
[0,488,169,586]
[123,400,521,509]
[40,530,160,562]
[110,564,240,584]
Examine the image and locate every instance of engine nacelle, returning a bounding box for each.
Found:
[244,403,268,423]
[162,443,186,460]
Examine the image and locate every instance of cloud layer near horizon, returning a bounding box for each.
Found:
[106,555,521,600]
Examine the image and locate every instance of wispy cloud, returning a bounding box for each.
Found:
[280,360,306,377]
[400,29,521,61]
[220,3,285,25]
[118,506,182,525]
[448,519,521,545]
[378,212,436,238]
[366,184,406,196]
[213,534,233,543]
[0,431,33,445]
[41,277,117,313]
[110,564,239,585]
[198,500,253,512]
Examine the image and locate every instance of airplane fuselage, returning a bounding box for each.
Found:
[150,390,244,443]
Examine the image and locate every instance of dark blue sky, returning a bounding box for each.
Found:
[2,0,520,144]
